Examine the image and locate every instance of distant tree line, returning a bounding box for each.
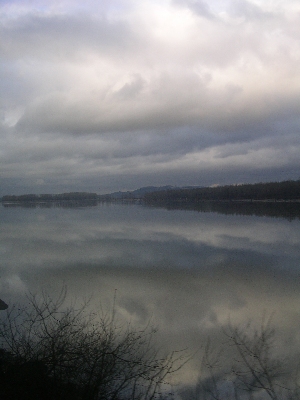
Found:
[144,180,300,205]
[1,192,98,202]
[2,180,300,205]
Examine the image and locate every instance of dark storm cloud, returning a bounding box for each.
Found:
[1,0,300,194]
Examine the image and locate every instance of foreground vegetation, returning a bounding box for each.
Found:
[187,318,300,400]
[0,289,183,400]
[1,291,300,399]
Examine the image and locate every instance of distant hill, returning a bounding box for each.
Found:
[99,186,203,200]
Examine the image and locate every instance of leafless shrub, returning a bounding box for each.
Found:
[0,287,185,400]
[195,316,299,400]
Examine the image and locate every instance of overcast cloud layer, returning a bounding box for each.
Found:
[1,0,300,195]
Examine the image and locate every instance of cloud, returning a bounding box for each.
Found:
[172,0,215,19]
[1,0,300,194]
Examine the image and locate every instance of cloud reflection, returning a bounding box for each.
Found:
[1,204,300,391]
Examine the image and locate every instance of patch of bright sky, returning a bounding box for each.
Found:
[143,4,193,43]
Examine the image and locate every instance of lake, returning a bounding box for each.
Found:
[1,201,300,396]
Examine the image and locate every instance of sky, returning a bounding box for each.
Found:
[1,0,300,195]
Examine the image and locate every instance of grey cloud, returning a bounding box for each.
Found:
[2,4,297,136]
[114,74,146,100]
[12,70,258,137]
[172,0,275,21]
[229,0,276,20]
[1,14,137,61]
[2,116,300,196]
[1,0,300,194]
[14,71,206,134]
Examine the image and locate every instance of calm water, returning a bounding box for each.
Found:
[1,202,300,390]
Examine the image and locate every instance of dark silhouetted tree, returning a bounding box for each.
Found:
[0,288,184,400]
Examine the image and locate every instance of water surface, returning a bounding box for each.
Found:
[1,202,300,390]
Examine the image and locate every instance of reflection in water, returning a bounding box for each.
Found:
[2,199,300,220]
[0,203,300,395]
[2,199,98,208]
[150,200,300,221]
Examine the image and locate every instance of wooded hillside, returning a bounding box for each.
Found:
[144,180,300,204]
